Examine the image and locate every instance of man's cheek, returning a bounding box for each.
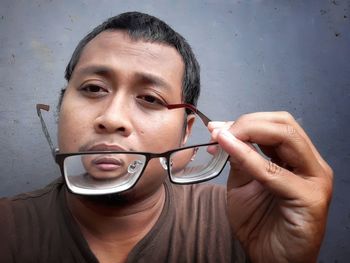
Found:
[138,129,175,152]
[58,120,86,152]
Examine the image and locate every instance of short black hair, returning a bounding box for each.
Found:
[61,11,200,109]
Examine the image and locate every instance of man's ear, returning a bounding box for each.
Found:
[181,114,196,146]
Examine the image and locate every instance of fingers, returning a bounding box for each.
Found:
[230,112,332,178]
[241,120,319,173]
[217,130,310,198]
[208,121,234,132]
[209,113,324,176]
[207,111,334,201]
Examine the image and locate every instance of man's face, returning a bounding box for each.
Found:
[58,30,193,199]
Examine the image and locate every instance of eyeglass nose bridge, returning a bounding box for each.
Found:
[127,159,144,174]
[159,157,168,170]
[159,157,175,171]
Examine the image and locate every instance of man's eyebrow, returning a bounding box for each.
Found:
[74,65,112,78]
[134,72,172,90]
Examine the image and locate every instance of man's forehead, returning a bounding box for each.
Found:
[72,30,185,87]
[77,31,184,70]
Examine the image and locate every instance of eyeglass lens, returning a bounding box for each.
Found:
[62,143,228,195]
[169,144,228,184]
[64,153,147,194]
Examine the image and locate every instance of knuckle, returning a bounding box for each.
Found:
[325,180,333,200]
[312,159,333,181]
[323,163,334,181]
[309,183,331,208]
[324,164,334,179]
[265,160,283,176]
[285,124,298,136]
[319,179,333,205]
[284,124,302,143]
[309,166,334,203]
[280,111,295,122]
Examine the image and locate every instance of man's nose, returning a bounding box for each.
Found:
[93,95,133,136]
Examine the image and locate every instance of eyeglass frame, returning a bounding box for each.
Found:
[36,103,228,194]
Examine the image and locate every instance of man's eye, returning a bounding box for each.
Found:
[137,95,165,106]
[81,85,104,92]
[79,85,108,97]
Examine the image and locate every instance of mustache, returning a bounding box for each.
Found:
[79,139,134,152]
[80,192,136,206]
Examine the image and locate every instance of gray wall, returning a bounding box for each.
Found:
[0,0,349,261]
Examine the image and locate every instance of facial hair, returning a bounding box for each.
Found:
[78,189,137,207]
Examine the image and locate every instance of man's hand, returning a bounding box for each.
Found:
[209,112,333,263]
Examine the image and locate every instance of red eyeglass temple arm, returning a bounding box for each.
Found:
[166,103,211,126]
[36,104,58,156]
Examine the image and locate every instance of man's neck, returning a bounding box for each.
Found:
[66,184,166,263]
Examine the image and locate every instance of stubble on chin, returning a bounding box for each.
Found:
[81,191,136,207]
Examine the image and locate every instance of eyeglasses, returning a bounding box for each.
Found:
[36,103,229,195]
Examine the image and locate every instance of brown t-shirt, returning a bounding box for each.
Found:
[0,178,248,262]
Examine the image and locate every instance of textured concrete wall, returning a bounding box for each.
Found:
[0,0,349,261]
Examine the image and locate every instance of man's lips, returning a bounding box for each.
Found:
[84,143,129,171]
[92,156,124,171]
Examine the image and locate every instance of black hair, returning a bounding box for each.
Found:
[60,11,200,110]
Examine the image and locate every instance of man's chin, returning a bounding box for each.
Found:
[78,190,136,207]
[70,173,166,207]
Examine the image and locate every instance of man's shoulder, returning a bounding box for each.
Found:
[0,179,90,262]
[0,177,66,244]
[0,177,64,212]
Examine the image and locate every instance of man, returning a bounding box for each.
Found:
[0,12,333,263]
